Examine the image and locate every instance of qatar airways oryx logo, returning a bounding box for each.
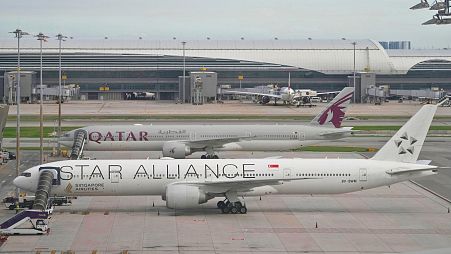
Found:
[89,131,149,144]
[317,92,353,128]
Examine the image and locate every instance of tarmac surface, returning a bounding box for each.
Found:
[0,148,450,253]
[6,100,451,117]
[0,101,450,253]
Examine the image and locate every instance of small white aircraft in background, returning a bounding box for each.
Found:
[15,104,443,214]
[59,87,354,159]
[224,84,340,107]
[224,73,340,106]
[125,92,155,100]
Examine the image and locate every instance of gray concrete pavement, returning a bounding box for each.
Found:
[1,176,451,253]
[6,100,451,117]
[1,100,450,253]
[1,150,451,253]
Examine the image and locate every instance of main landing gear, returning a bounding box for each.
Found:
[217,199,247,214]
[201,154,219,159]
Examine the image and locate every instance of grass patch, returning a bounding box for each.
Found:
[294,146,374,153]
[3,127,80,138]
[4,146,54,151]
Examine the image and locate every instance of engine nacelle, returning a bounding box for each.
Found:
[261,96,270,104]
[165,184,210,209]
[162,142,191,159]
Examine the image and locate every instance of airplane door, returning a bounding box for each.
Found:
[111,172,120,183]
[297,132,305,141]
[190,132,196,141]
[283,168,291,179]
[359,168,367,182]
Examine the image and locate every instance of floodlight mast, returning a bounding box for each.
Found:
[35,33,49,164]
[410,0,430,10]
[9,28,29,199]
[411,0,451,25]
[56,33,68,156]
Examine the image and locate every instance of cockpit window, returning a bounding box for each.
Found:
[63,133,71,137]
[21,172,31,177]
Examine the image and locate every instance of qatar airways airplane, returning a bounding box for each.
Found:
[59,87,354,159]
[14,105,443,214]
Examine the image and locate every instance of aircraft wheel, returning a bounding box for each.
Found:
[221,206,230,214]
[201,155,207,159]
[234,202,242,210]
[239,206,247,214]
[230,206,238,214]
[217,201,225,209]
[212,155,219,159]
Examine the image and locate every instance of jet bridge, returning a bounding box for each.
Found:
[0,167,60,235]
[70,129,87,160]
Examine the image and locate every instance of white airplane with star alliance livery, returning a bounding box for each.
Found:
[14,104,444,214]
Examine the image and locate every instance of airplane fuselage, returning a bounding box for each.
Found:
[16,159,435,198]
[59,124,350,152]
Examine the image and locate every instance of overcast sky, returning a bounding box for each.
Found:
[1,0,450,48]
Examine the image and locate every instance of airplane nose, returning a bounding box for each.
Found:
[13,176,23,189]
[58,140,73,147]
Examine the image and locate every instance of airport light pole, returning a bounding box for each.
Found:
[36,33,49,164]
[56,34,67,156]
[352,41,357,103]
[182,41,186,103]
[9,28,29,198]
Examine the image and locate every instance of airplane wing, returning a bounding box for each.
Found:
[224,90,283,99]
[172,177,309,194]
[180,135,256,149]
[316,91,341,96]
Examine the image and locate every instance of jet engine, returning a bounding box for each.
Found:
[261,96,270,104]
[165,184,211,209]
[162,142,191,158]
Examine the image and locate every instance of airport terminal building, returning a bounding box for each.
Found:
[0,39,450,101]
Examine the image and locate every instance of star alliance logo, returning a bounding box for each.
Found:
[394,132,417,155]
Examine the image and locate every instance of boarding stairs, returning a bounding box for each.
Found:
[0,210,49,235]
[70,129,87,160]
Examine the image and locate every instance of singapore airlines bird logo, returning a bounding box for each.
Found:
[318,92,353,128]
[65,182,73,194]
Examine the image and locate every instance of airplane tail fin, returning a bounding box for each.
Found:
[371,105,437,163]
[310,87,354,128]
